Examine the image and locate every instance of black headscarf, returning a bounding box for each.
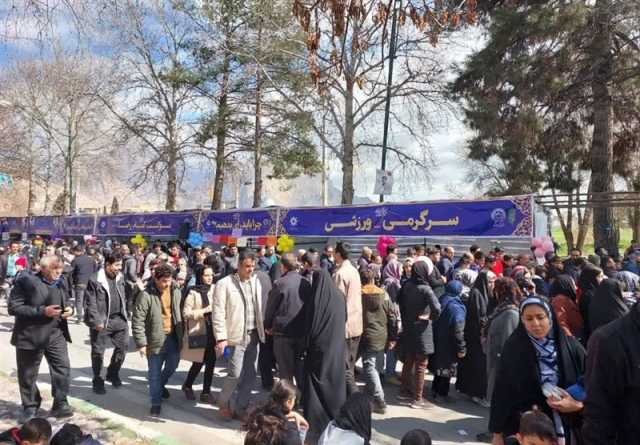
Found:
[577,265,602,343]
[473,271,493,299]
[549,274,577,302]
[589,279,630,333]
[411,261,431,285]
[303,269,347,441]
[334,393,372,445]
[578,265,601,293]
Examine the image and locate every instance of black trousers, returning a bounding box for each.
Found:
[432,375,451,397]
[345,336,361,396]
[16,330,70,410]
[258,335,275,389]
[183,344,216,394]
[273,335,304,386]
[90,319,129,379]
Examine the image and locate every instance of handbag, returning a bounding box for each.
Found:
[187,319,208,349]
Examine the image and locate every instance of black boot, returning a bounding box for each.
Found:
[92,377,106,395]
[106,372,122,388]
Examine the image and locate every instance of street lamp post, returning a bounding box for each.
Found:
[379,0,402,203]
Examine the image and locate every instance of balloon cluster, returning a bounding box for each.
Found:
[377,235,397,258]
[532,236,554,258]
[277,234,295,253]
[130,234,147,249]
[187,232,204,248]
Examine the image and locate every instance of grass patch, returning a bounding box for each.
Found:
[552,226,633,256]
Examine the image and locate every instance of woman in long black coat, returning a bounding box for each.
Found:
[397,261,441,408]
[588,278,629,335]
[577,265,603,344]
[302,269,347,444]
[456,270,496,402]
[489,297,586,445]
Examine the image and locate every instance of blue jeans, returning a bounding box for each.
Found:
[385,349,398,376]
[362,351,385,401]
[147,334,180,406]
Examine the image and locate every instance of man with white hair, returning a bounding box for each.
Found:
[9,255,74,421]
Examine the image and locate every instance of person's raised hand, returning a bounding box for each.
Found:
[547,389,583,413]
[287,411,309,430]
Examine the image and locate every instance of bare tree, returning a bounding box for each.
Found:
[269,0,453,203]
[1,51,118,214]
[96,0,200,211]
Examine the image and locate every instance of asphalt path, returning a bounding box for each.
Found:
[0,304,487,445]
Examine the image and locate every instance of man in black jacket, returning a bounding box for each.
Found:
[70,245,96,321]
[583,302,640,444]
[84,252,128,395]
[264,253,312,385]
[8,255,73,421]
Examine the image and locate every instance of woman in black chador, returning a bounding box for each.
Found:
[456,270,496,404]
[302,269,347,444]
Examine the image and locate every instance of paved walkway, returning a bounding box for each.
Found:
[0,306,488,444]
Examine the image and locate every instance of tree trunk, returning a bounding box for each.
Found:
[576,181,593,252]
[252,19,263,209]
[166,144,178,211]
[211,50,231,210]
[631,177,640,243]
[26,164,35,216]
[590,0,619,256]
[43,139,53,214]
[552,188,574,254]
[342,78,355,204]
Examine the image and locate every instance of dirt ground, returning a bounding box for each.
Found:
[0,373,153,445]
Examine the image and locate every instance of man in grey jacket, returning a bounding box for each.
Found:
[213,249,265,421]
[132,263,183,417]
[119,244,139,316]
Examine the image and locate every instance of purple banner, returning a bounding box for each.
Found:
[96,212,197,237]
[201,209,278,237]
[1,217,27,233]
[28,216,60,235]
[279,196,533,238]
[60,215,97,236]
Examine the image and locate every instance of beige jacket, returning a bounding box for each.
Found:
[181,287,215,363]
[334,260,363,339]
[212,273,265,346]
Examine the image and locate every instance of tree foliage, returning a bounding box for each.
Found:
[452,0,640,253]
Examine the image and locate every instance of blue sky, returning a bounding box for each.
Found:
[0,3,486,206]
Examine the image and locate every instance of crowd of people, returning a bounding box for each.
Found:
[0,236,639,445]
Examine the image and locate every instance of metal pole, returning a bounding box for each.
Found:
[379,0,402,203]
[321,113,327,206]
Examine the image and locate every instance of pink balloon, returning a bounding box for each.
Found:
[542,240,554,253]
[532,237,543,248]
[534,247,545,257]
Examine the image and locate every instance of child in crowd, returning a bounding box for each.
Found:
[505,409,558,445]
[0,418,51,445]
[244,380,308,445]
[50,424,102,445]
[400,429,432,445]
[360,268,398,414]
